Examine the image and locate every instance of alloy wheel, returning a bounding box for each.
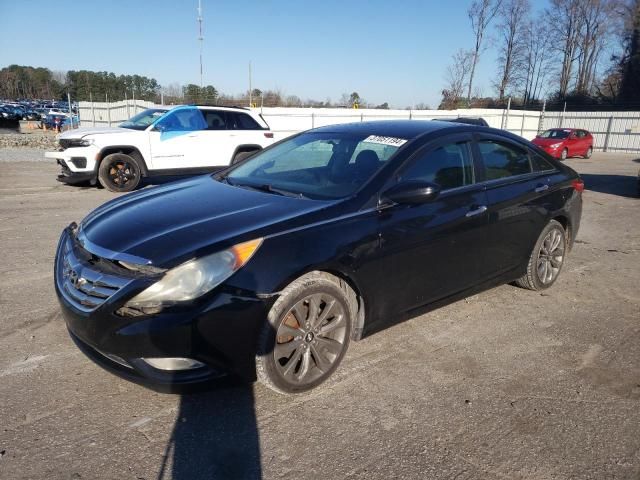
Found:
[537,228,565,284]
[274,293,348,386]
[109,161,136,187]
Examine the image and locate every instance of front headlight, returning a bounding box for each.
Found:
[550,142,562,148]
[123,238,263,311]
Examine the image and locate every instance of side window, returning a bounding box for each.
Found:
[531,152,556,172]
[202,110,227,130]
[227,112,262,130]
[400,141,474,190]
[155,107,207,132]
[477,140,531,180]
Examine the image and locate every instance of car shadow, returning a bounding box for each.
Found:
[157,378,263,480]
[579,173,638,198]
[632,158,640,164]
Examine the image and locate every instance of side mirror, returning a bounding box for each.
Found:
[381,180,441,205]
[153,123,167,132]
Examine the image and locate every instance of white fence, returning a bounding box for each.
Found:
[77,101,640,153]
[78,99,157,126]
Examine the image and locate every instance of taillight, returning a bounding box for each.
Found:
[264,132,274,139]
[572,178,585,193]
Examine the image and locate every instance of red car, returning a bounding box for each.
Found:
[532,128,593,160]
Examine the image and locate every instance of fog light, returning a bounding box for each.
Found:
[142,357,205,371]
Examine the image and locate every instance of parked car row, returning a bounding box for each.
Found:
[0,98,78,122]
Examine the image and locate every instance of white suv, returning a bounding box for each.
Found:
[45,105,276,192]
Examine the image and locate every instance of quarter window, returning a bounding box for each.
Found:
[477,140,531,180]
[531,152,556,172]
[400,142,474,189]
[227,112,263,130]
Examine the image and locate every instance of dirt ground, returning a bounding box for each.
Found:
[0,150,638,480]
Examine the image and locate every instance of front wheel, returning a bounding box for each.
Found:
[515,220,567,291]
[256,272,354,394]
[560,148,568,160]
[98,153,141,192]
[584,147,593,159]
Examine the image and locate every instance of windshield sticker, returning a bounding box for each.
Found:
[363,135,407,147]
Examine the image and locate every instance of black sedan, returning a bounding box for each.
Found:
[54,120,583,394]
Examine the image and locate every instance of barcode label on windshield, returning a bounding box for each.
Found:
[363,135,408,147]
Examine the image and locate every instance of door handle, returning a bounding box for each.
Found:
[465,205,487,217]
[534,184,549,193]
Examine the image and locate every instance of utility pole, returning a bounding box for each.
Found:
[197,0,204,88]
[249,61,252,107]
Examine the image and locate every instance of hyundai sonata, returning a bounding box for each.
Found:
[54,121,583,394]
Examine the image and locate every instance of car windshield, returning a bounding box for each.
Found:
[540,129,570,139]
[223,131,406,200]
[120,108,168,130]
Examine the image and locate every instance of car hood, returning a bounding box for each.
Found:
[59,127,129,139]
[532,137,566,146]
[78,175,333,267]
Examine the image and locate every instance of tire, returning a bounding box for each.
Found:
[560,148,568,160]
[256,272,355,394]
[584,147,593,159]
[232,150,258,165]
[515,220,567,291]
[98,153,141,192]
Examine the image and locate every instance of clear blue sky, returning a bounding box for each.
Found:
[0,0,549,108]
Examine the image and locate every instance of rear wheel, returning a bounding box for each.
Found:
[256,272,354,394]
[515,220,567,291]
[584,147,593,158]
[98,153,141,192]
[560,148,568,160]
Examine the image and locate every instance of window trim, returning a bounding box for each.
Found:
[472,134,535,183]
[385,132,478,193]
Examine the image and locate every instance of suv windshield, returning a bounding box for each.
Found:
[223,131,406,200]
[120,108,168,130]
[539,129,570,139]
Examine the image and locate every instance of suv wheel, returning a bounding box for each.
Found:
[98,153,141,192]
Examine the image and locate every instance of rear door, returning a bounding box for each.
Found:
[363,134,490,321]
[473,135,555,277]
[225,110,271,150]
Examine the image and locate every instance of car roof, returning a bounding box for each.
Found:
[310,120,460,139]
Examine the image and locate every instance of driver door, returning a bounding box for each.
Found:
[358,134,490,325]
[147,107,211,170]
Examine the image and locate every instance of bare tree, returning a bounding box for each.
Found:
[441,49,474,109]
[574,0,619,94]
[466,0,503,104]
[520,17,554,104]
[546,0,584,98]
[495,0,530,100]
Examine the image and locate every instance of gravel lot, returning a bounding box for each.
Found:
[0,148,638,480]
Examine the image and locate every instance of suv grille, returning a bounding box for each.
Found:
[55,230,131,312]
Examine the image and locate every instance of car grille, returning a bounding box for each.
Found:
[55,229,131,312]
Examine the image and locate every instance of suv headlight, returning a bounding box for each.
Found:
[123,238,263,311]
